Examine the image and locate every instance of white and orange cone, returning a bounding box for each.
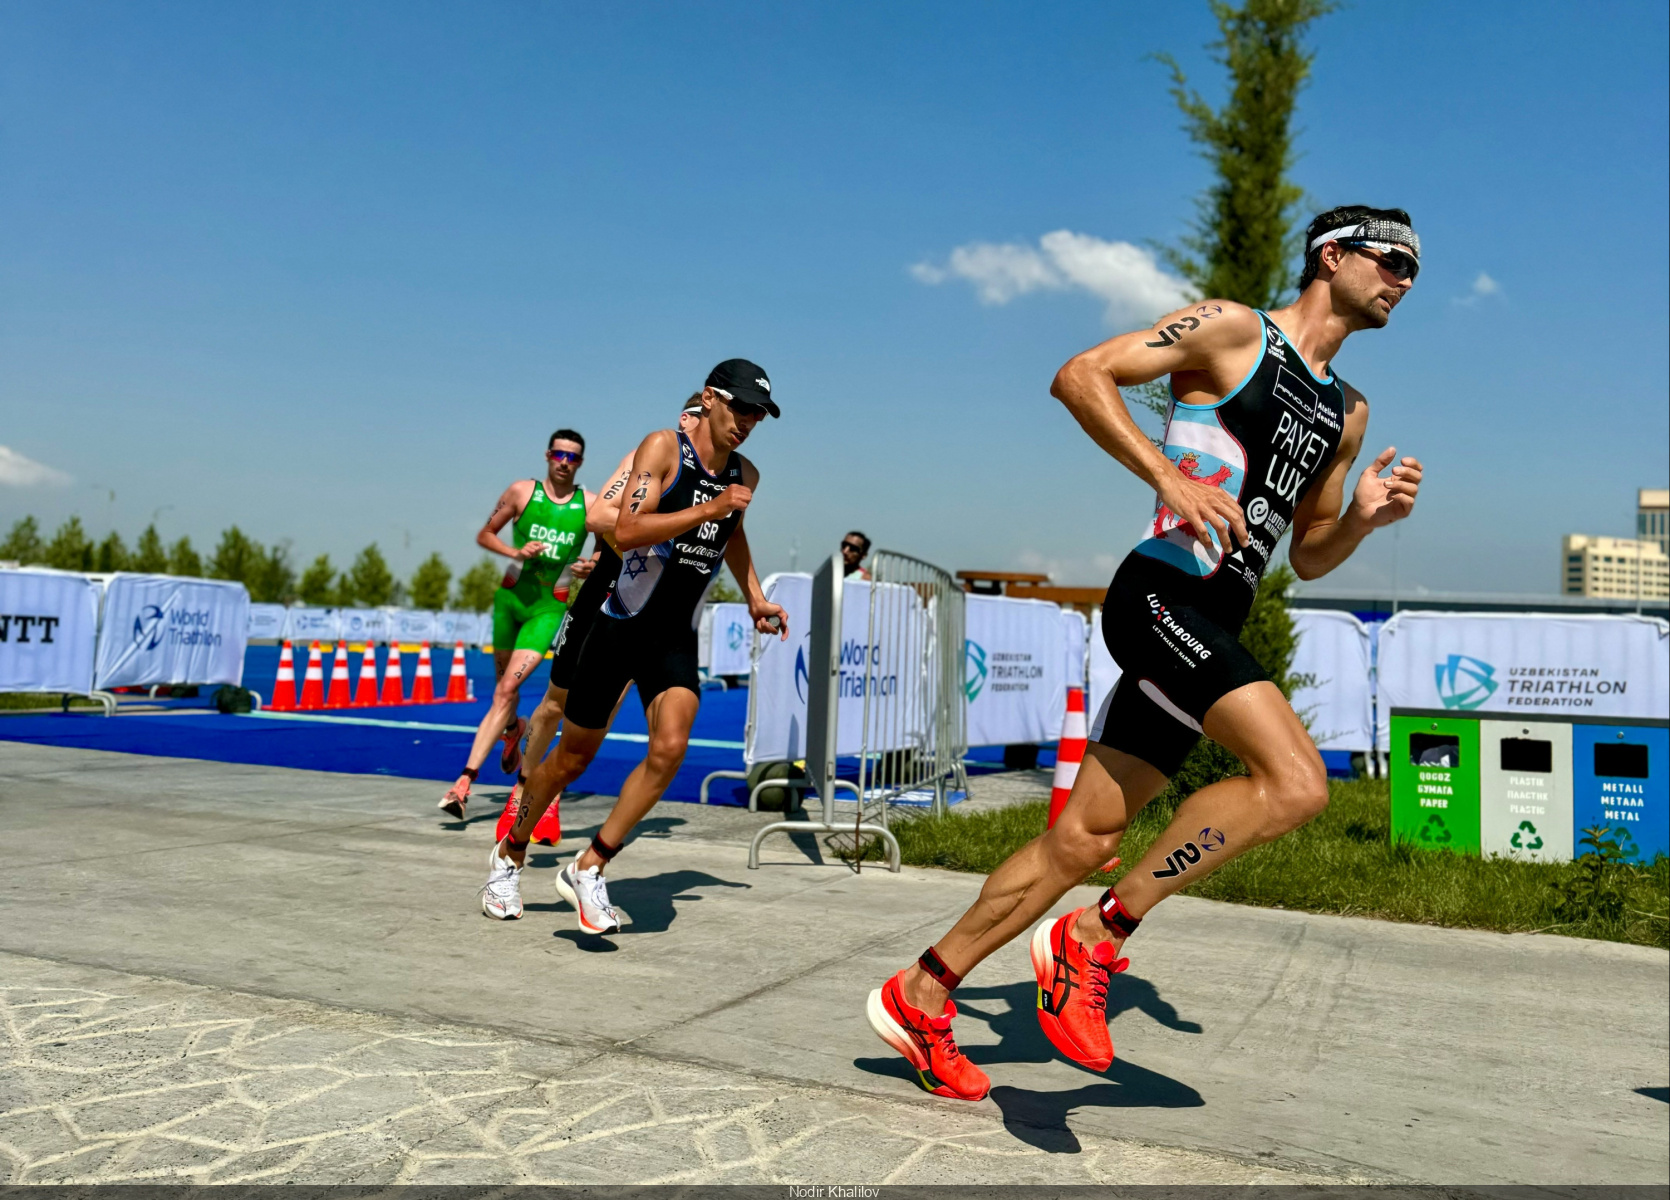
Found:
[324,641,352,708]
[1047,687,1088,829]
[298,642,326,710]
[380,643,406,706]
[444,641,469,702]
[352,643,380,706]
[411,642,437,704]
[270,641,298,711]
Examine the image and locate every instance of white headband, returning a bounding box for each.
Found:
[1309,219,1420,258]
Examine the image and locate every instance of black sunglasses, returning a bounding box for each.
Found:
[1349,244,1419,282]
[841,541,865,553]
[722,396,769,419]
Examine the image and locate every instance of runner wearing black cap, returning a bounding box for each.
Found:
[481,360,789,927]
[866,206,1426,1101]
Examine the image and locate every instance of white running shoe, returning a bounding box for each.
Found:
[481,843,524,920]
[554,861,621,934]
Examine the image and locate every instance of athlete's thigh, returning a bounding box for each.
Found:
[500,647,546,693]
[1059,742,1169,837]
[643,686,700,742]
[513,601,567,655]
[1200,680,1321,778]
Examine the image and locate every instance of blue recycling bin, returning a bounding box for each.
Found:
[1571,720,1669,863]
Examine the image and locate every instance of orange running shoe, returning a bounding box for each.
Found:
[866,971,990,1101]
[530,792,561,845]
[1030,907,1128,1072]
[494,781,524,844]
[499,716,528,775]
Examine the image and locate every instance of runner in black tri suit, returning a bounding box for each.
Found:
[482,360,788,931]
[865,206,1427,1102]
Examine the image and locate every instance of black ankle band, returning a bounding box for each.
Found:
[461,767,478,782]
[918,947,963,991]
[1097,890,1142,937]
[590,833,622,862]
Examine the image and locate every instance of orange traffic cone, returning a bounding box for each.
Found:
[380,644,406,705]
[1047,687,1088,829]
[411,642,437,704]
[298,642,326,710]
[352,643,380,706]
[325,642,352,708]
[444,642,469,702]
[270,641,297,711]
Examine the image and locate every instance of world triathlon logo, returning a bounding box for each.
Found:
[133,605,167,650]
[1435,654,1498,710]
[794,643,810,704]
[726,620,747,652]
[964,639,987,702]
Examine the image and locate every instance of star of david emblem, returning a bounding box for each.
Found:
[622,552,649,580]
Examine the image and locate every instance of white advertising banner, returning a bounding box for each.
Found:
[1289,609,1374,752]
[964,594,1066,747]
[0,569,101,694]
[1376,611,1670,749]
[749,574,930,763]
[338,608,392,644]
[462,612,491,646]
[708,603,754,677]
[247,603,288,641]
[283,607,339,644]
[1087,608,1123,741]
[1061,608,1088,693]
[94,574,249,690]
[389,609,438,644]
[433,610,471,645]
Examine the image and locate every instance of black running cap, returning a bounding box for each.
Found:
[705,358,779,418]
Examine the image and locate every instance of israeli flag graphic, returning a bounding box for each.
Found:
[1137,405,1247,577]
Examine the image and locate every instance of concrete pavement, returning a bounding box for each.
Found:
[1,743,1665,1185]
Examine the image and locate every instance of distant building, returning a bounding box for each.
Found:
[1639,488,1669,556]
[1561,533,1669,601]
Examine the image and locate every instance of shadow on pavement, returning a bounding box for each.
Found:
[1637,1086,1668,1103]
[606,870,750,934]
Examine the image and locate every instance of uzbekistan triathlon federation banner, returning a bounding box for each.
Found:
[964,594,1068,747]
[0,568,101,694]
[94,573,249,690]
[1288,610,1375,752]
[1376,611,1670,748]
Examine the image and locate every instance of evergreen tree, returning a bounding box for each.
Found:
[1158,0,1335,309]
[95,531,130,573]
[409,553,452,611]
[44,516,94,571]
[346,544,395,607]
[298,554,337,605]
[168,536,203,577]
[209,526,262,586]
[453,557,501,613]
[0,516,45,564]
[249,541,297,604]
[133,524,168,572]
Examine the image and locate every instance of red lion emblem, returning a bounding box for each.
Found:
[1154,452,1235,541]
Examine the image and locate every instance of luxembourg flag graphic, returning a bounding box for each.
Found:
[1138,405,1247,577]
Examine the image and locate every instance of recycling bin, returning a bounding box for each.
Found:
[1389,709,1481,854]
[1571,719,1669,863]
[1479,717,1573,863]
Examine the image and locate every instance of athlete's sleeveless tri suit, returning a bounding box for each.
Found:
[562,432,744,727]
[548,542,620,691]
[1096,311,1346,775]
[491,480,587,654]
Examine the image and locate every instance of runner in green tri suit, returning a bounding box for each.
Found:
[439,429,615,820]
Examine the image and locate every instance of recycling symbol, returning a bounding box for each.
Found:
[1510,820,1543,852]
[1419,814,1451,844]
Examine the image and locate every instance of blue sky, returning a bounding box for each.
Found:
[2,1,1665,595]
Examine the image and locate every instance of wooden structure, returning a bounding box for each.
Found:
[956,570,1105,614]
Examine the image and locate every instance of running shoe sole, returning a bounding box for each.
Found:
[438,790,468,820]
[1029,915,1112,1071]
[553,863,622,934]
[499,717,528,775]
[864,987,989,1101]
[481,844,523,921]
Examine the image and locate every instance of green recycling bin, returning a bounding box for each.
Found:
[1479,717,1573,863]
[1390,709,1481,854]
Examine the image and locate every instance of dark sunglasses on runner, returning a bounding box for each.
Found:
[841,541,865,554]
[722,396,770,420]
[546,449,582,464]
[1349,244,1419,282]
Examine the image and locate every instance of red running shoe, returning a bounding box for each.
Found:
[1030,906,1128,1071]
[530,792,561,845]
[494,782,523,844]
[866,971,990,1101]
[499,716,527,775]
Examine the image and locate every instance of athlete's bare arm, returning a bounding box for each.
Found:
[1288,384,1423,580]
[719,457,787,639]
[613,431,752,550]
[476,480,544,561]
[1052,301,1264,555]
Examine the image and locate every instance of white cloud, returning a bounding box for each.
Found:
[911,230,1193,327]
[1452,271,1502,307]
[0,445,71,487]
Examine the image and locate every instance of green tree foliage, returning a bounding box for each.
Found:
[409,553,452,611]
[297,554,337,605]
[707,568,743,603]
[133,524,168,572]
[1158,0,1335,309]
[249,542,297,604]
[1,516,45,564]
[454,557,501,613]
[96,531,130,573]
[346,544,395,607]
[44,516,94,571]
[209,526,262,586]
[168,536,203,578]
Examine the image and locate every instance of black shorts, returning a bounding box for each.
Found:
[1092,556,1268,777]
[549,598,600,692]
[562,614,701,729]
